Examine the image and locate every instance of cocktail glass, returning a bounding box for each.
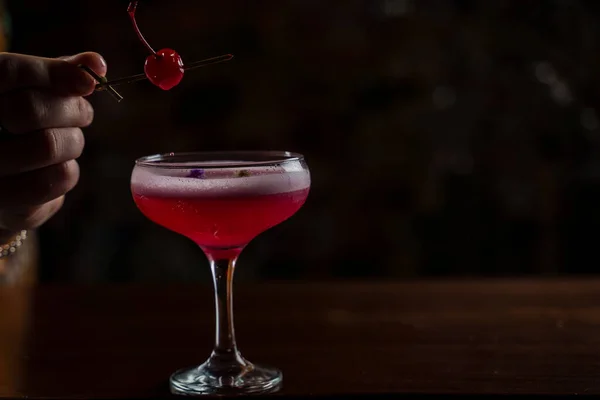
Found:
[130,151,311,395]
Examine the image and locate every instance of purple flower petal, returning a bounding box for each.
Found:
[188,169,205,179]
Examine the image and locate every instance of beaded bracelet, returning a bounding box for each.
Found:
[0,230,27,259]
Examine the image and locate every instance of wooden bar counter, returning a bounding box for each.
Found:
[1,279,600,398]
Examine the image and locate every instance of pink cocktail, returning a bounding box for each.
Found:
[130,151,310,396]
[132,164,309,257]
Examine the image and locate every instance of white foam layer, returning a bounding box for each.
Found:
[131,165,311,198]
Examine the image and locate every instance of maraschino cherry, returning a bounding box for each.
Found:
[127,1,184,90]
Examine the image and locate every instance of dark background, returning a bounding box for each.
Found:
[6,0,600,282]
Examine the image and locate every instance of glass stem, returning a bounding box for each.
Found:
[208,254,246,368]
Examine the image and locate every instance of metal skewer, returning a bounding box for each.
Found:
[97,54,233,90]
[78,64,124,102]
[78,53,233,102]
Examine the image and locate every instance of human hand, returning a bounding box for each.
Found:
[0,52,106,243]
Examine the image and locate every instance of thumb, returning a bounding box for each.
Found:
[59,52,107,78]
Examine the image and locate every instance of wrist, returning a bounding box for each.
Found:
[0,230,35,285]
[0,229,16,244]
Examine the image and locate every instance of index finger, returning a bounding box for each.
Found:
[0,52,96,96]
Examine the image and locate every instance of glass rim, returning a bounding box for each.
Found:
[134,150,305,169]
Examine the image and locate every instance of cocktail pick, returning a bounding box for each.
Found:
[78,64,123,102]
[79,53,234,102]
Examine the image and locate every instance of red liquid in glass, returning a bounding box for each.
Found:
[132,188,309,252]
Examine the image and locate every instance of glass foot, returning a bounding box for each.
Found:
[169,359,283,396]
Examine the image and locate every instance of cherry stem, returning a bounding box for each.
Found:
[127,1,157,57]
